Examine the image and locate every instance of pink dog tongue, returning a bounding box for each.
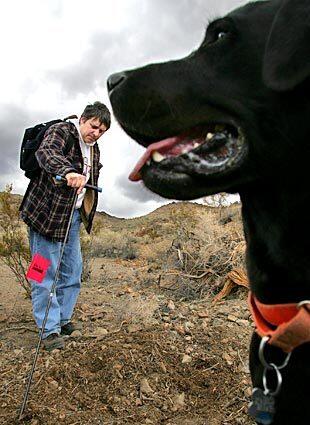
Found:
[129,136,182,181]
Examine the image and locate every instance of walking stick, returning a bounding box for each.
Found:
[19,177,102,420]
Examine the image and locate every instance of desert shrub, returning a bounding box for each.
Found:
[88,228,137,260]
[0,185,31,297]
[135,226,160,239]
[159,205,246,299]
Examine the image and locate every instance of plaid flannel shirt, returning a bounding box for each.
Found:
[19,121,101,241]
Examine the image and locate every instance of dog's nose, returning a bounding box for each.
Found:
[107,72,127,93]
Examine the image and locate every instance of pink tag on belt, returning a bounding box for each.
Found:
[26,253,51,283]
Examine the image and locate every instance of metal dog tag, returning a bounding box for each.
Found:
[248,387,275,425]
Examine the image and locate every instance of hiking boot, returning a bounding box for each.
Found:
[61,322,82,336]
[42,333,65,351]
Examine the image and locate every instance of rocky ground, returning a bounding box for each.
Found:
[0,201,255,424]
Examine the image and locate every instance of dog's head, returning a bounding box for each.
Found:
[108,0,310,200]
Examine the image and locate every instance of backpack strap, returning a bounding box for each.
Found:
[63,116,78,155]
[64,114,78,121]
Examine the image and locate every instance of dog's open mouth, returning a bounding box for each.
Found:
[129,123,246,182]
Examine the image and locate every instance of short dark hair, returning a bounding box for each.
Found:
[80,101,111,130]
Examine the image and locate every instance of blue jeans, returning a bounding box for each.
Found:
[29,210,82,338]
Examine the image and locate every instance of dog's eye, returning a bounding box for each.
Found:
[203,29,228,47]
[217,31,227,40]
[202,19,231,48]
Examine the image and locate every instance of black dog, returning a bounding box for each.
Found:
[107,0,310,423]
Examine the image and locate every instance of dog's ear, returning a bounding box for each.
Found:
[263,0,310,91]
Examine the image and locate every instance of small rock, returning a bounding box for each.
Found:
[182,354,192,364]
[94,327,108,340]
[48,379,59,390]
[94,327,108,336]
[227,315,238,322]
[145,419,153,424]
[159,362,167,373]
[244,387,252,397]
[140,377,153,395]
[70,330,82,337]
[236,319,249,326]
[197,310,208,318]
[124,286,133,293]
[201,319,209,330]
[135,398,143,406]
[222,353,233,365]
[174,324,185,335]
[184,321,194,334]
[128,324,143,333]
[167,300,176,311]
[171,392,185,411]
[113,363,123,370]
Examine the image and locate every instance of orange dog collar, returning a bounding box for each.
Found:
[249,293,310,353]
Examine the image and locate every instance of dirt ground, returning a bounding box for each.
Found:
[0,202,255,425]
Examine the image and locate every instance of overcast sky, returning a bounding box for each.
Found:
[1,0,244,218]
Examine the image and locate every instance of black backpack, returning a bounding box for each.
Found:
[20,115,78,179]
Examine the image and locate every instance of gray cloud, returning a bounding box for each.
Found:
[103,194,164,218]
[114,172,167,203]
[47,30,127,97]
[0,105,34,173]
[46,0,244,98]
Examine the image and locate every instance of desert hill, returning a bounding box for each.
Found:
[0,195,254,425]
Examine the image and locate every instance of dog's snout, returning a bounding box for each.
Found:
[107,72,127,93]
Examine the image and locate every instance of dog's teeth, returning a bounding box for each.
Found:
[206,132,214,140]
[152,151,165,162]
[193,142,200,148]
